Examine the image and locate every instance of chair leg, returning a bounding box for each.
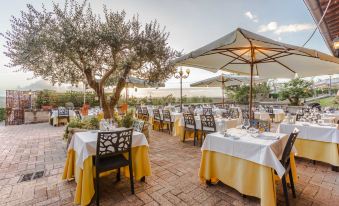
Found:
[129,163,135,194]
[289,170,296,198]
[116,168,121,182]
[95,173,100,206]
[282,175,290,206]
[183,130,186,142]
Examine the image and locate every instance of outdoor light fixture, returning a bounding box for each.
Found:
[174,67,190,112]
[334,37,339,57]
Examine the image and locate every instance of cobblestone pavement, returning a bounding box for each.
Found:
[0,123,339,205]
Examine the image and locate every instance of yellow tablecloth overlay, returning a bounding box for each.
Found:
[62,145,151,206]
[295,138,339,166]
[199,150,297,206]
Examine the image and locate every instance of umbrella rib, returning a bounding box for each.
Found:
[256,49,296,74]
[218,49,251,70]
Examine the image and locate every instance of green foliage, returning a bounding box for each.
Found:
[0,108,5,122]
[67,117,100,130]
[35,90,100,108]
[226,82,271,104]
[121,110,135,128]
[278,78,313,106]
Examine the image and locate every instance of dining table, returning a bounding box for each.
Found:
[199,128,297,206]
[254,109,285,122]
[62,129,151,206]
[175,116,240,141]
[278,121,339,168]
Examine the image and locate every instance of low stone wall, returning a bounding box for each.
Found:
[24,111,50,124]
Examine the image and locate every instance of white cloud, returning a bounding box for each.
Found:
[244,11,258,23]
[258,22,315,34]
[258,22,278,32]
[274,24,316,34]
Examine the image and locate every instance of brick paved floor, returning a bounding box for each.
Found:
[0,123,339,205]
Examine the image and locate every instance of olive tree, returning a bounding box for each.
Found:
[3,0,179,118]
[278,78,313,106]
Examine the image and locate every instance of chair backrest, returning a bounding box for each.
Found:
[136,106,142,114]
[266,107,273,114]
[132,120,144,132]
[200,114,216,132]
[58,108,69,117]
[163,110,171,122]
[183,113,196,129]
[96,129,133,160]
[258,120,270,132]
[142,107,149,116]
[203,107,213,115]
[75,110,82,120]
[281,129,299,168]
[296,113,303,121]
[221,110,231,118]
[153,109,161,121]
[230,108,239,119]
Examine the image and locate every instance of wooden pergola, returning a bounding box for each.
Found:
[304,0,339,56]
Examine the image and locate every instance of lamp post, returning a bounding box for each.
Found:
[174,67,190,112]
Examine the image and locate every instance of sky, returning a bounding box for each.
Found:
[0,0,334,96]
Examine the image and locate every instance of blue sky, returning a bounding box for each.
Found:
[0,0,332,94]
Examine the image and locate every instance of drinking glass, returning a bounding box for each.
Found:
[243,119,250,130]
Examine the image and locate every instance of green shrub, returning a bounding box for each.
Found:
[0,108,5,122]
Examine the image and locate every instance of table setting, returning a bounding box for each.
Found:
[277,119,339,167]
[199,125,297,206]
[62,125,151,206]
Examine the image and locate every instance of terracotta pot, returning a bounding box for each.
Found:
[42,105,52,111]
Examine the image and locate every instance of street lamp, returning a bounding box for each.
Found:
[174,67,190,112]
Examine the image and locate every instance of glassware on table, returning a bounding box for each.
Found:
[243,119,250,130]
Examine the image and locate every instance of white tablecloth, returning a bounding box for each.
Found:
[50,110,76,118]
[323,113,339,123]
[202,128,289,177]
[278,122,339,144]
[254,112,270,121]
[179,116,239,131]
[68,130,149,169]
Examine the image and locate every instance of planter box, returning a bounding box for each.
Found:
[24,111,50,124]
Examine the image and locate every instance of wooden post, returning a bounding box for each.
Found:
[222,75,225,107]
[249,64,254,119]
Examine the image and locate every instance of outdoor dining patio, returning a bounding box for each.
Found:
[0,123,338,206]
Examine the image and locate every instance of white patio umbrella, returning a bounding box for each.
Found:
[175,28,339,118]
[124,76,164,102]
[190,74,267,106]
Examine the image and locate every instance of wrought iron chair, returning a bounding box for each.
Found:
[136,106,143,119]
[132,120,145,133]
[230,109,239,119]
[75,110,82,120]
[141,107,149,122]
[267,107,275,122]
[93,129,134,206]
[57,108,69,126]
[152,109,163,131]
[183,113,198,146]
[162,110,173,134]
[200,114,216,146]
[202,107,213,115]
[221,110,231,119]
[278,129,299,206]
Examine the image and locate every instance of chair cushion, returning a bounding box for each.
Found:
[93,154,129,172]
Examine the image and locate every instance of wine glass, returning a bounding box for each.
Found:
[243,119,250,130]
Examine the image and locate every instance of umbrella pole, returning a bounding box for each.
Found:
[222,76,225,107]
[249,63,254,119]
